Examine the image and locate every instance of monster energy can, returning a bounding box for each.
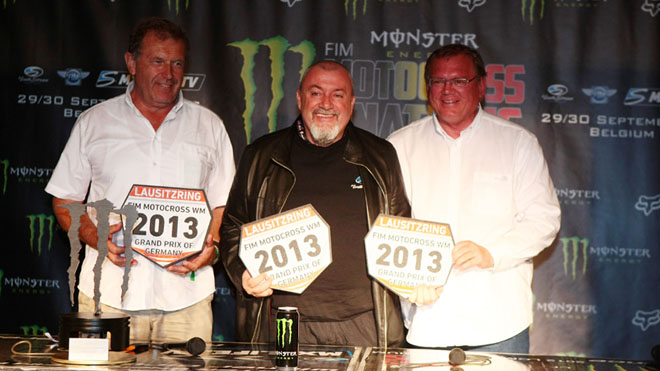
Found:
[276,306,299,369]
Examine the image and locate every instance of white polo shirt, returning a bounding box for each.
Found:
[388,109,560,347]
[46,85,235,311]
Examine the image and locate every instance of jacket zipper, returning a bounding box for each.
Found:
[347,160,390,347]
[251,157,297,343]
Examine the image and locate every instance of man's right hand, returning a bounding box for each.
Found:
[104,223,137,267]
[241,270,273,297]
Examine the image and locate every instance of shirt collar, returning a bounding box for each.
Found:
[433,106,483,141]
[123,81,184,117]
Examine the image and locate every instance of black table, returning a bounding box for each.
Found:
[0,335,654,370]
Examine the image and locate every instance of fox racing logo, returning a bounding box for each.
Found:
[634,194,660,216]
[632,309,660,331]
[641,0,660,17]
[458,0,487,12]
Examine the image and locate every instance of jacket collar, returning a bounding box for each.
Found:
[272,118,365,166]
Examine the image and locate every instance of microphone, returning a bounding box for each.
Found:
[449,347,467,365]
[651,344,660,367]
[162,337,206,356]
[448,347,491,366]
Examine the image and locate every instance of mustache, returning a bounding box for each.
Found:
[157,77,178,85]
[312,109,339,116]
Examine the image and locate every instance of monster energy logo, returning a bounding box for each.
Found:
[277,317,294,348]
[229,37,315,143]
[167,0,190,14]
[26,214,55,255]
[20,325,48,336]
[560,237,589,279]
[345,0,368,19]
[1,158,8,195]
[521,0,545,25]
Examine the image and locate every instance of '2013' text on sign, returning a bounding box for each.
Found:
[364,214,455,298]
[122,185,212,267]
[239,204,331,294]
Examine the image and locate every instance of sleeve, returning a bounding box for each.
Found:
[386,142,412,218]
[488,135,561,271]
[44,115,92,201]
[387,133,414,210]
[219,145,256,291]
[206,115,236,209]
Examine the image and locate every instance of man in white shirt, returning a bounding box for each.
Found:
[388,44,560,353]
[45,17,235,343]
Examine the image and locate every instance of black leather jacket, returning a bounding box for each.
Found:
[220,122,411,346]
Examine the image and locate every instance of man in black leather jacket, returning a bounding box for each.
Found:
[220,60,410,347]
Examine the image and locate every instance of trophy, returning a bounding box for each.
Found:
[53,199,137,365]
[53,185,212,365]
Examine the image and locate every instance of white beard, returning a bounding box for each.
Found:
[308,123,342,146]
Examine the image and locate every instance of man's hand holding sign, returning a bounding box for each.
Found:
[239,205,331,296]
[364,214,456,306]
[121,185,216,276]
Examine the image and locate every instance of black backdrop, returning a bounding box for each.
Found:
[1,0,659,360]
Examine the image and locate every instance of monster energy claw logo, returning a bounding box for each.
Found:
[20,325,48,336]
[560,237,588,280]
[1,158,8,195]
[167,0,190,14]
[26,214,55,255]
[345,0,368,19]
[521,0,545,25]
[277,318,294,348]
[229,37,315,143]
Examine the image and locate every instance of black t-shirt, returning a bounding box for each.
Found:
[271,133,373,321]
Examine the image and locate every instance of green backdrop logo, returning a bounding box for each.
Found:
[26,214,55,255]
[167,0,190,14]
[521,0,545,25]
[345,0,368,19]
[20,325,48,336]
[560,236,589,279]
[1,158,8,195]
[229,37,315,143]
[276,317,294,348]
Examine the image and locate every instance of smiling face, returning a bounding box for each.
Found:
[296,63,356,146]
[125,31,186,113]
[426,54,486,137]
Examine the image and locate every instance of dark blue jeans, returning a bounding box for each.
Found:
[405,327,530,354]
[463,328,530,354]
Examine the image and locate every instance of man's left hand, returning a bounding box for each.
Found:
[167,234,217,275]
[452,240,494,271]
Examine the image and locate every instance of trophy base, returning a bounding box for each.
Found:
[51,350,136,365]
[59,312,130,351]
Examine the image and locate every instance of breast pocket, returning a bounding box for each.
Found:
[470,172,512,216]
[178,143,214,188]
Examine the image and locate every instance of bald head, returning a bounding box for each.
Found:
[296,60,356,146]
[300,61,354,96]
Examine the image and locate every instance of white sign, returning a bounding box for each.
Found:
[239,204,331,294]
[122,185,212,267]
[364,214,454,297]
[68,338,109,361]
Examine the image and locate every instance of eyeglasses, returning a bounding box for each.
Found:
[427,75,480,88]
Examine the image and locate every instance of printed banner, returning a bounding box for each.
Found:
[1,0,658,359]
